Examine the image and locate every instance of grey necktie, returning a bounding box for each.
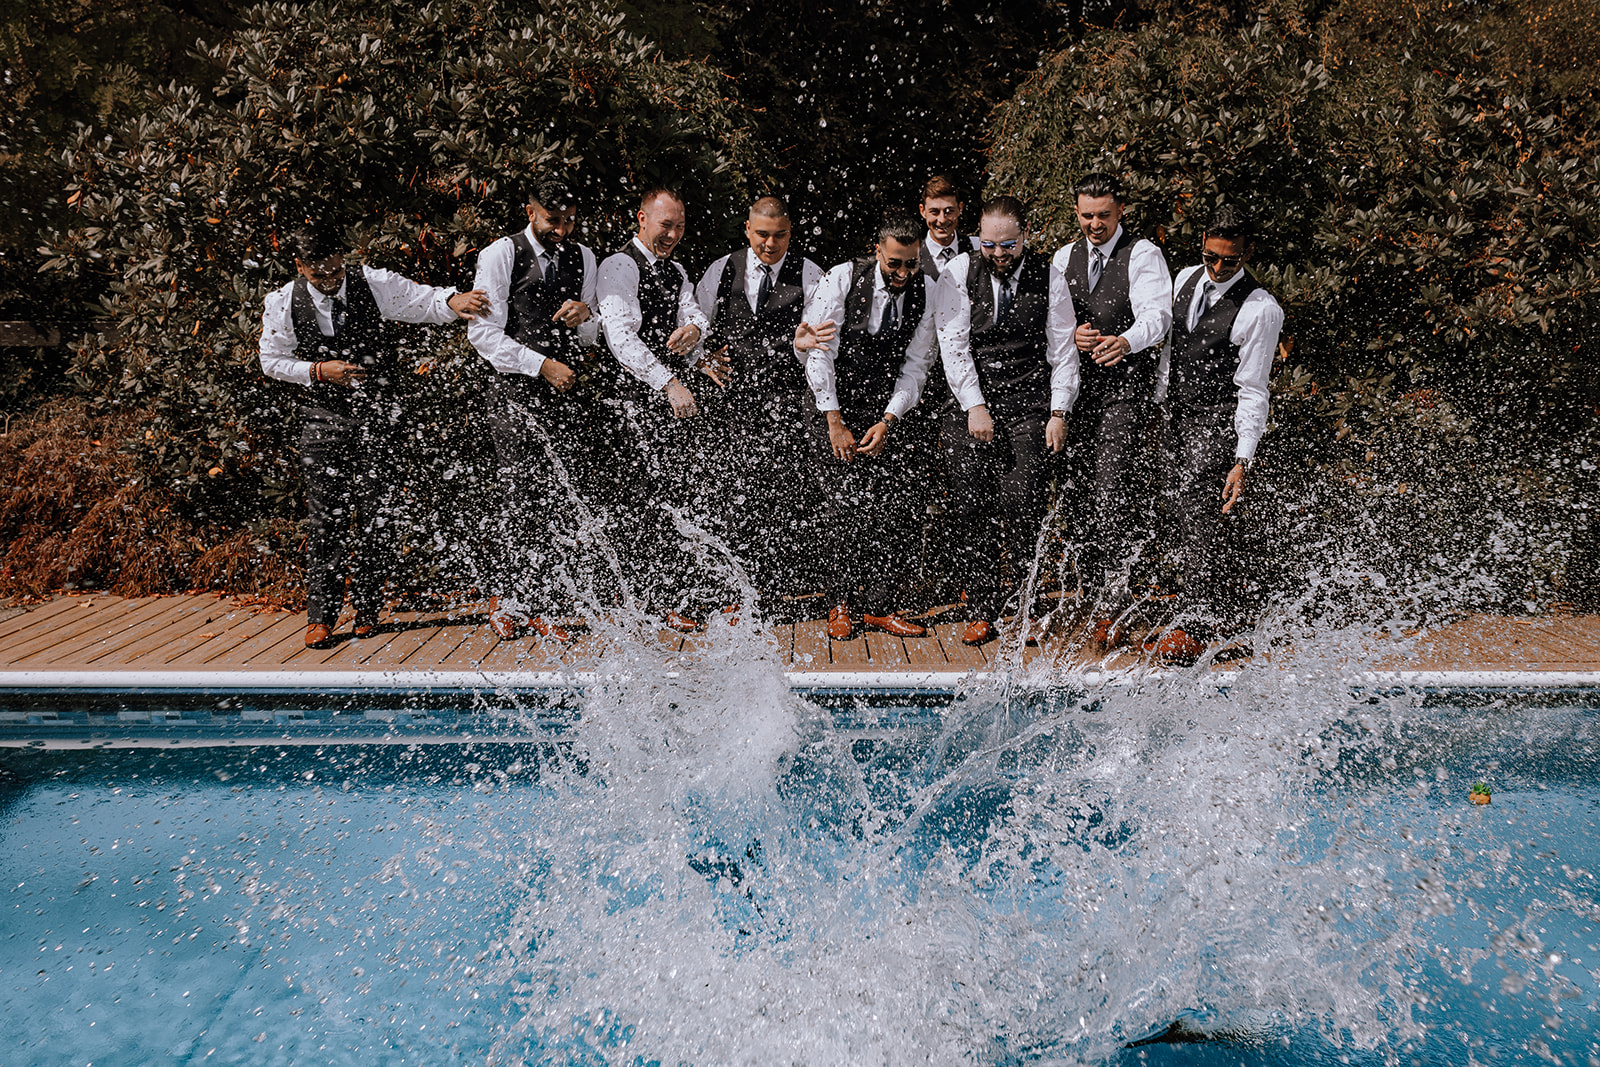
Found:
[996,278,1015,323]
[1191,280,1217,330]
[1088,247,1104,292]
[544,247,562,287]
[331,296,346,333]
[757,263,773,312]
[880,291,899,333]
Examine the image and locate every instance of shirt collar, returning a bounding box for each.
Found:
[747,248,784,275]
[1200,265,1248,298]
[925,233,957,259]
[631,235,660,266]
[307,274,349,305]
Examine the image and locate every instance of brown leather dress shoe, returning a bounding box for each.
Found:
[864,612,926,638]
[1090,617,1115,646]
[1148,628,1205,666]
[826,603,854,641]
[304,623,335,649]
[961,619,997,646]
[487,597,524,640]
[664,611,701,634]
[352,612,380,639]
[528,616,575,644]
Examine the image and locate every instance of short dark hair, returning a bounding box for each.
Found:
[922,174,963,204]
[876,210,922,247]
[750,195,788,219]
[1204,203,1255,242]
[527,177,576,211]
[981,196,1027,229]
[638,186,684,212]
[1074,172,1124,203]
[287,222,343,263]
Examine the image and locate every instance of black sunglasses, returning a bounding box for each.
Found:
[1201,251,1244,268]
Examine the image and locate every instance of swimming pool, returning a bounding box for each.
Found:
[3,670,1598,1065]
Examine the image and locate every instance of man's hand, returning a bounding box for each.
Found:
[1073,321,1101,351]
[449,289,490,319]
[1045,414,1068,453]
[1221,462,1246,514]
[825,411,856,461]
[667,323,702,357]
[1091,334,1131,366]
[319,360,366,387]
[551,299,591,328]
[795,319,838,353]
[664,378,698,418]
[966,404,994,443]
[699,345,733,389]
[857,422,889,457]
[539,358,576,392]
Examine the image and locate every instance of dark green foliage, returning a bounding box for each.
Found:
[34,0,756,595]
[988,4,1600,615]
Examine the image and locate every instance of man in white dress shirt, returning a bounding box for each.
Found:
[1150,204,1284,663]
[695,195,826,603]
[1055,172,1173,617]
[258,223,487,649]
[597,187,716,632]
[935,196,1072,646]
[796,211,936,641]
[468,176,603,643]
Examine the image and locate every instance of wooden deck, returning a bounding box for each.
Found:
[0,593,1598,679]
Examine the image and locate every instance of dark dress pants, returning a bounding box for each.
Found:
[1069,398,1157,592]
[483,374,616,614]
[810,407,921,617]
[1163,403,1239,619]
[942,406,1060,622]
[298,405,400,627]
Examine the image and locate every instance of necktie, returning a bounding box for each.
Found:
[1191,280,1217,330]
[1088,247,1104,292]
[544,247,562,288]
[654,258,676,293]
[756,263,773,313]
[939,246,955,265]
[996,278,1015,323]
[331,296,346,334]
[881,291,899,334]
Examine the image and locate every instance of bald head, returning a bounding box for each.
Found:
[746,196,792,266]
[637,188,686,259]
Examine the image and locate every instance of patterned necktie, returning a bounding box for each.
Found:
[939,245,955,265]
[1191,279,1217,330]
[996,278,1015,323]
[545,247,562,288]
[1088,246,1104,292]
[881,290,899,334]
[756,263,773,313]
[331,296,346,334]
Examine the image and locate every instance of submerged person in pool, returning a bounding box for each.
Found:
[257,221,488,649]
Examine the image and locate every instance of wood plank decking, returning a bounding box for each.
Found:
[1,593,1598,678]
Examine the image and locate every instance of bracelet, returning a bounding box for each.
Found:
[313,361,323,383]
[1050,409,1066,419]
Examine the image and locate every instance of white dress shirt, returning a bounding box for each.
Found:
[1157,264,1284,461]
[1053,223,1173,388]
[597,237,711,391]
[259,265,459,385]
[467,225,598,378]
[933,251,1075,415]
[801,261,937,418]
[924,233,978,271]
[695,249,825,323]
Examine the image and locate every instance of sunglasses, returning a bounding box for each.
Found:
[1201,251,1244,268]
[881,257,919,271]
[979,239,1020,251]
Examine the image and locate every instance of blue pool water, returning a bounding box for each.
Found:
[3,672,1600,1065]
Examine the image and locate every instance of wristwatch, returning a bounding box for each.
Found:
[881,412,897,428]
[1235,455,1253,470]
[1050,409,1067,420]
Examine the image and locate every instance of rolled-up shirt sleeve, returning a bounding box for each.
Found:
[1231,289,1283,461]
[935,255,986,412]
[1122,240,1174,356]
[1046,248,1080,413]
[802,263,851,412]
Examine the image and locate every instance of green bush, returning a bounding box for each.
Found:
[987,4,1600,618]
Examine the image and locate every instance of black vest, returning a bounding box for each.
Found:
[1063,231,1156,406]
[505,232,586,363]
[288,269,394,419]
[966,251,1053,417]
[837,258,926,418]
[1168,269,1261,412]
[610,241,688,374]
[706,250,808,395]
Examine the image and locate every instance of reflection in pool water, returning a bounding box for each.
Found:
[2,659,1599,1065]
